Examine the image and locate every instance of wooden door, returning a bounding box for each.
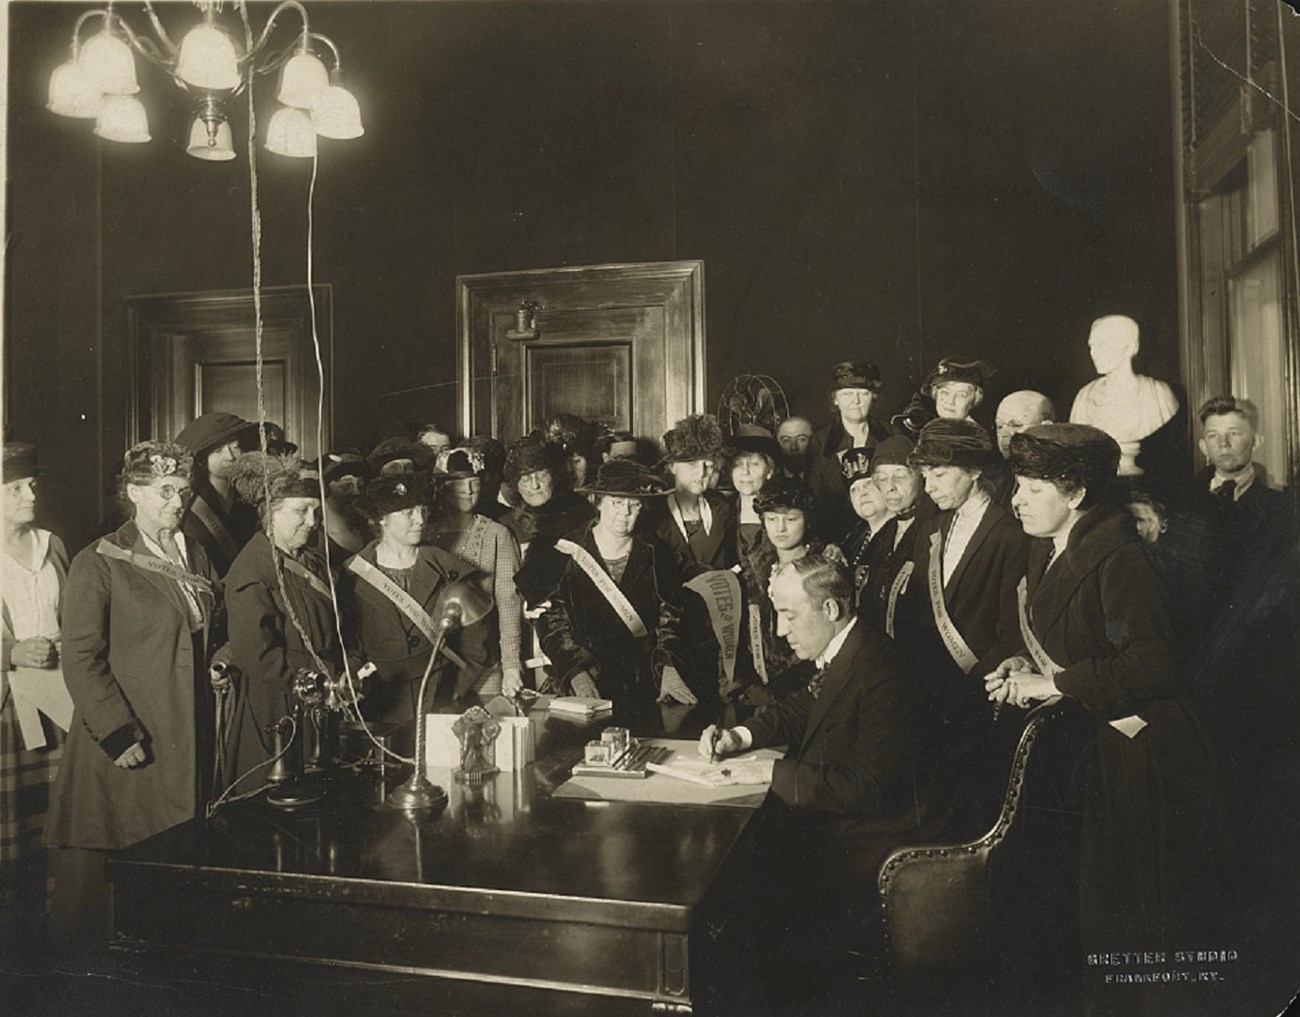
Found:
[126,286,332,458]
[457,262,705,446]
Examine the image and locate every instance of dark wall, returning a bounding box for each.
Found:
[5,0,1179,551]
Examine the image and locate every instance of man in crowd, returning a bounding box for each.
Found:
[992,389,1055,505]
[776,415,814,481]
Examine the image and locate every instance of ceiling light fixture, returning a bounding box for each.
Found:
[47,1,363,160]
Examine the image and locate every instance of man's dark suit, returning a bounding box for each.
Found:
[743,618,943,880]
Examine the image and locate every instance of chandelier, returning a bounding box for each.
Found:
[46,1,363,161]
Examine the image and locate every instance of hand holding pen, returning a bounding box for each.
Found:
[698,724,742,763]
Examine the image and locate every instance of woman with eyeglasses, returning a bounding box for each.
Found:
[47,441,223,958]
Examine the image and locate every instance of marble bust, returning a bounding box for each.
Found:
[1069,315,1178,476]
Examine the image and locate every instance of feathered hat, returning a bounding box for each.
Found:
[661,413,729,464]
[230,451,319,510]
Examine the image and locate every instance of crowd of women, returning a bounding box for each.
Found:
[0,351,1265,990]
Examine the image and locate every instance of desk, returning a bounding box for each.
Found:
[106,703,757,1016]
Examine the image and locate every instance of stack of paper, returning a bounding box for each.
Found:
[545,696,614,719]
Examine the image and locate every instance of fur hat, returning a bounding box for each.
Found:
[839,446,876,485]
[909,418,998,471]
[174,412,257,457]
[2,443,40,483]
[830,361,883,394]
[753,476,818,516]
[230,451,319,510]
[922,357,995,396]
[1008,423,1120,491]
[368,436,435,475]
[872,435,915,469]
[358,473,433,521]
[729,424,780,462]
[576,459,670,499]
[661,413,729,464]
[504,434,563,485]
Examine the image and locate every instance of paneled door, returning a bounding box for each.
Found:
[457,262,705,446]
[126,286,332,459]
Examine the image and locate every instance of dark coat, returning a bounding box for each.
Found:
[340,541,491,722]
[895,498,1030,726]
[742,620,944,881]
[856,499,937,637]
[806,416,891,540]
[523,523,684,710]
[47,522,221,850]
[224,533,343,782]
[180,478,258,577]
[1020,506,1223,949]
[649,489,738,579]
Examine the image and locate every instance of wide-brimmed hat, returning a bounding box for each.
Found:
[921,357,995,396]
[829,361,883,394]
[436,447,487,481]
[729,424,779,462]
[576,459,670,499]
[318,448,368,485]
[1008,423,1120,487]
[358,473,434,521]
[661,413,729,464]
[504,434,563,485]
[909,418,999,471]
[753,476,817,515]
[174,412,258,457]
[368,436,436,475]
[840,447,876,485]
[2,443,40,482]
[872,435,915,469]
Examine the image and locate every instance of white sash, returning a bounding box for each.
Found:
[685,569,742,685]
[747,603,768,683]
[189,494,239,561]
[926,531,977,673]
[346,556,470,669]
[1015,577,1146,739]
[554,539,647,638]
[96,539,215,595]
[283,554,335,602]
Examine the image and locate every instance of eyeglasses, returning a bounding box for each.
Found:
[152,483,193,501]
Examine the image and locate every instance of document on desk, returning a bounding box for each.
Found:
[552,739,782,808]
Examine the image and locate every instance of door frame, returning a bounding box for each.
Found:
[125,284,333,454]
[455,261,706,442]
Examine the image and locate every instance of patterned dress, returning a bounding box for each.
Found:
[0,529,69,928]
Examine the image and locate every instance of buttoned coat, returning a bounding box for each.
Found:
[47,521,220,850]
[1018,506,1222,949]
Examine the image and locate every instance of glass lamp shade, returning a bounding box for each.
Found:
[48,60,105,118]
[277,51,330,109]
[186,116,236,161]
[93,95,151,143]
[265,106,317,157]
[176,23,241,91]
[311,85,364,140]
[77,30,139,96]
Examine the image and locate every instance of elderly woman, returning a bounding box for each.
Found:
[839,447,894,609]
[986,424,1223,995]
[502,433,595,559]
[343,475,490,734]
[518,460,686,722]
[224,452,343,783]
[806,361,891,541]
[428,447,524,698]
[858,436,934,633]
[727,424,779,565]
[895,418,1028,830]
[1,444,71,946]
[47,441,222,953]
[316,448,370,568]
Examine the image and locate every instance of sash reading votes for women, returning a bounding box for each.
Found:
[1015,577,1147,739]
[685,569,742,686]
[926,531,978,674]
[96,538,215,595]
[345,555,469,669]
[885,561,913,640]
[554,539,647,638]
[189,493,239,562]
